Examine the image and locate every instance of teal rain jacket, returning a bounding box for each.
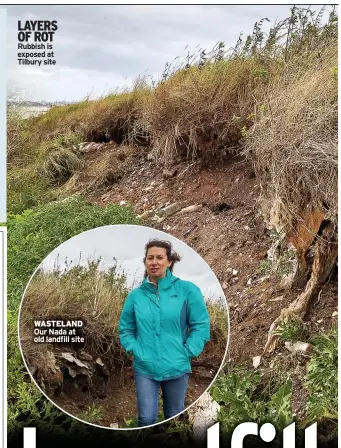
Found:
[119,268,210,381]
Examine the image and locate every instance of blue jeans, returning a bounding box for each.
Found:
[134,373,189,427]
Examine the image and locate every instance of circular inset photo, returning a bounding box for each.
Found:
[19,225,229,429]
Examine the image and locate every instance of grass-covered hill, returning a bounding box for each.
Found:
[8,7,337,225]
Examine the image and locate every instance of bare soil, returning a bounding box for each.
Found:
[52,361,215,428]
[47,338,224,428]
[55,142,337,426]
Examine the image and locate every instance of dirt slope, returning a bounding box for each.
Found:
[59,142,337,424]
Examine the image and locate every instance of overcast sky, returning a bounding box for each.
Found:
[39,225,226,304]
[5,4,333,102]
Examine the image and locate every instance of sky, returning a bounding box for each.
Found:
[5,4,333,102]
[39,224,227,304]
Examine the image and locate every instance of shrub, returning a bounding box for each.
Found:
[212,365,293,434]
[243,8,338,228]
[8,167,53,214]
[274,318,305,343]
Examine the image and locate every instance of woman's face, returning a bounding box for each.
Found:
[145,247,172,282]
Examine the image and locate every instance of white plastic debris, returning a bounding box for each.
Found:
[188,392,220,443]
[284,341,313,354]
[253,356,261,368]
[60,352,89,368]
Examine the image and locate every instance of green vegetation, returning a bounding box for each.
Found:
[8,196,139,310]
[78,405,106,424]
[8,167,54,214]
[7,198,139,432]
[212,366,293,434]
[212,328,338,436]
[257,249,297,278]
[306,326,338,424]
[257,258,272,275]
[8,133,85,214]
[274,318,305,343]
[6,5,338,438]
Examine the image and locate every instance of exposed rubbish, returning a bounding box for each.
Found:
[60,352,90,369]
[158,202,183,217]
[284,341,313,354]
[96,357,104,367]
[253,355,261,368]
[79,142,105,153]
[188,391,220,443]
[183,224,198,238]
[180,204,203,214]
[268,296,284,302]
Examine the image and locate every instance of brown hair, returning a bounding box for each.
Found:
[143,239,181,276]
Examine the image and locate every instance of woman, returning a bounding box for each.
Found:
[119,239,210,427]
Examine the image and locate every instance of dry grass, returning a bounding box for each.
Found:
[62,144,140,194]
[19,261,129,373]
[31,85,152,144]
[42,147,83,185]
[7,105,30,169]
[143,58,267,165]
[243,42,338,228]
[206,299,229,344]
[20,261,229,378]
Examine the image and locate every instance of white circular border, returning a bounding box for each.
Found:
[18,224,230,431]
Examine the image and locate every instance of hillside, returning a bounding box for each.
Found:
[7,6,338,446]
[67,138,338,360]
